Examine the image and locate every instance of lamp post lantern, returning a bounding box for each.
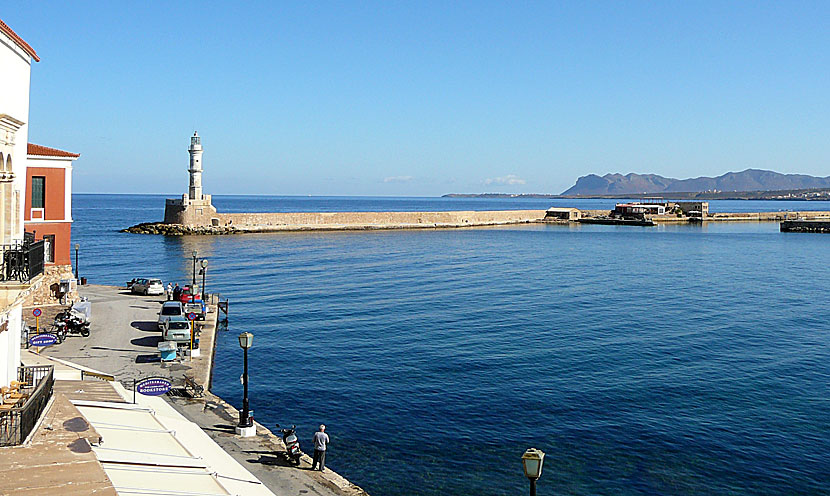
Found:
[235,332,255,437]
[74,243,80,280]
[191,250,198,288]
[200,259,208,302]
[522,448,545,496]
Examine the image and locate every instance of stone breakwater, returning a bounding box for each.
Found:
[124,210,548,235]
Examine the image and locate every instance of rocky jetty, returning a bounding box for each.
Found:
[121,222,241,235]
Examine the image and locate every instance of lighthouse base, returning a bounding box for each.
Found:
[164,194,217,227]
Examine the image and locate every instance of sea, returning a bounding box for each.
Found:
[73,194,830,496]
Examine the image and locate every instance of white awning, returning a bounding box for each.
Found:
[73,388,276,496]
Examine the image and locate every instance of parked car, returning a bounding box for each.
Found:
[132,278,164,296]
[158,301,184,329]
[184,301,206,321]
[179,285,201,304]
[161,315,192,343]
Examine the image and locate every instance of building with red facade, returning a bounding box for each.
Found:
[24,144,78,267]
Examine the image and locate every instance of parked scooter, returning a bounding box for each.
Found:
[53,303,91,341]
[275,424,302,465]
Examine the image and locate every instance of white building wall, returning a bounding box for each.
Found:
[0,27,33,387]
[0,305,22,387]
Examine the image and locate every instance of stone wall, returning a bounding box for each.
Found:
[580,209,612,218]
[707,211,830,221]
[164,198,217,226]
[215,210,548,229]
[21,264,77,307]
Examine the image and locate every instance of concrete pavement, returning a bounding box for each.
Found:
[167,393,367,496]
[35,284,208,389]
[30,284,369,496]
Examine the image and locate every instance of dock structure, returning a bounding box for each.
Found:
[780,220,830,233]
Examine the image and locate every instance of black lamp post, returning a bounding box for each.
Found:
[522,448,545,496]
[237,332,254,433]
[200,259,209,301]
[74,243,80,280]
[191,250,198,288]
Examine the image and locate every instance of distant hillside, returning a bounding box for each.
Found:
[562,169,830,195]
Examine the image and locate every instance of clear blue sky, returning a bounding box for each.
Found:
[6,1,830,195]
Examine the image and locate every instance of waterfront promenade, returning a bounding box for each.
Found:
[25,285,368,496]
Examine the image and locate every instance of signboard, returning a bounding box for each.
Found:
[29,333,58,347]
[187,312,197,321]
[135,377,172,396]
[32,308,42,317]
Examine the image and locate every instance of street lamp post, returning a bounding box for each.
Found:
[235,332,255,437]
[191,250,198,288]
[522,448,545,496]
[200,259,209,301]
[74,243,80,280]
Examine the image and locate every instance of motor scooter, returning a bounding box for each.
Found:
[275,424,302,465]
[53,302,91,341]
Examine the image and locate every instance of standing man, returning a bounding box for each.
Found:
[166,282,173,301]
[173,283,181,301]
[310,424,330,472]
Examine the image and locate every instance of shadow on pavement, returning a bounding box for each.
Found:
[136,354,161,363]
[247,454,287,466]
[202,424,237,434]
[131,321,159,332]
[91,346,136,352]
[131,336,161,348]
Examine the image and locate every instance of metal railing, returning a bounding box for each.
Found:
[0,240,45,282]
[81,370,115,382]
[0,365,54,446]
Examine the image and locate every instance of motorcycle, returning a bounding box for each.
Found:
[275,424,302,465]
[53,301,91,341]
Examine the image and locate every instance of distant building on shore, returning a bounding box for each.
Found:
[164,132,217,226]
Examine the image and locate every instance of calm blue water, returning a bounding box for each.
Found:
[73,194,830,495]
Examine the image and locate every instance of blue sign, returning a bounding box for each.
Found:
[32,308,42,317]
[29,333,58,347]
[187,312,197,321]
[135,377,172,396]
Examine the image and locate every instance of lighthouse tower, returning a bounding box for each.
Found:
[163,131,216,226]
[188,131,204,200]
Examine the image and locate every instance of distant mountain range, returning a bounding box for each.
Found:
[562,169,830,195]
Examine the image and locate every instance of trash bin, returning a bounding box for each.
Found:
[158,341,177,361]
[80,277,87,285]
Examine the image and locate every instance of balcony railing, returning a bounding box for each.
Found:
[0,240,44,282]
[0,365,54,446]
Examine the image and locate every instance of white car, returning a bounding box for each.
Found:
[161,315,192,343]
[132,278,164,296]
[157,301,184,329]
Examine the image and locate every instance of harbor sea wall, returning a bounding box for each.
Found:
[216,210,546,229]
[780,220,830,233]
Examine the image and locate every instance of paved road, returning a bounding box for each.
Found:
[38,284,369,496]
[40,285,197,387]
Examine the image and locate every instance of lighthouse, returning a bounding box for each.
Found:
[163,131,216,226]
[188,131,204,200]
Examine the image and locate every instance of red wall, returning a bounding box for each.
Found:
[24,166,71,266]
[24,221,71,265]
[24,167,66,221]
